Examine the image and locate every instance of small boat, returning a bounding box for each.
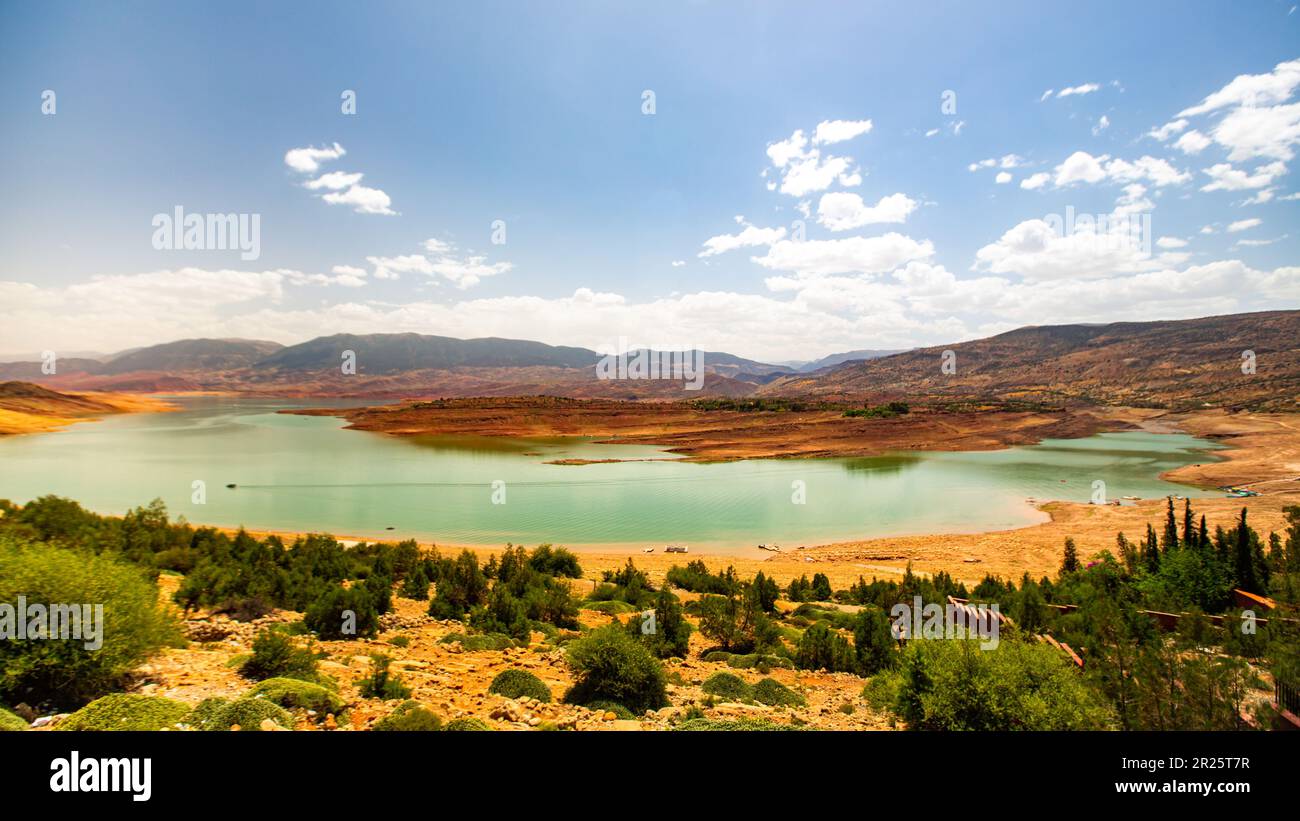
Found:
[664,545,689,554]
[757,543,781,552]
[385,526,396,530]
[1121,495,1141,501]
[225,483,237,489]
[642,547,655,553]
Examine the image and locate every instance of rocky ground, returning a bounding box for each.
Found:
[48,580,891,732]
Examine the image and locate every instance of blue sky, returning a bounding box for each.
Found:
[1,0,1298,361]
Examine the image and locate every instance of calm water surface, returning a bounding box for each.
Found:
[0,396,1226,554]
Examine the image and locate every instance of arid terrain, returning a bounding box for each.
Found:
[0,381,175,435]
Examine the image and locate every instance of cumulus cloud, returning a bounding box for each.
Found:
[765,124,866,197]
[1200,161,1288,191]
[1177,58,1300,117]
[283,143,346,173]
[699,217,787,257]
[751,233,934,276]
[812,119,873,144]
[815,192,917,230]
[1056,83,1101,98]
[1173,130,1211,155]
[284,142,397,215]
[1227,218,1262,233]
[1147,119,1189,141]
[1049,151,1190,188]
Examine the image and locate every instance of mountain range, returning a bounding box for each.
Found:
[1,309,1296,409]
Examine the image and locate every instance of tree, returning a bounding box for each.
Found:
[1162,497,1179,554]
[1061,537,1081,574]
[795,622,856,672]
[851,608,897,675]
[563,624,668,715]
[629,587,691,659]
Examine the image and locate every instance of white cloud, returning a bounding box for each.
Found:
[1051,151,1190,188]
[1200,161,1288,191]
[283,143,346,173]
[1156,236,1188,249]
[321,184,397,215]
[366,254,433,280]
[1177,58,1300,117]
[752,233,934,276]
[1210,101,1300,161]
[1092,115,1110,135]
[995,171,1012,184]
[699,218,787,257]
[812,119,873,144]
[1173,130,1211,155]
[1147,119,1189,141]
[1056,83,1101,98]
[973,218,1174,281]
[1020,172,1051,190]
[303,171,365,191]
[815,192,917,230]
[925,128,940,138]
[671,260,686,267]
[1227,218,1262,233]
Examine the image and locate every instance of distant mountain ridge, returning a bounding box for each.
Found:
[762,309,1300,411]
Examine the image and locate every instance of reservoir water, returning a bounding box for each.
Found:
[0,396,1225,554]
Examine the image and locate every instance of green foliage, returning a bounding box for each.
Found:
[702,672,753,701]
[488,669,552,702]
[528,544,582,578]
[439,632,516,651]
[564,624,669,715]
[673,718,800,731]
[57,694,191,731]
[842,401,910,419]
[698,582,780,654]
[356,654,411,700]
[305,584,380,640]
[444,716,491,731]
[0,707,28,731]
[373,700,442,731]
[752,678,805,707]
[584,700,635,719]
[428,550,489,619]
[399,566,430,600]
[188,697,231,730]
[794,622,857,673]
[883,638,1115,730]
[851,607,898,675]
[245,677,343,713]
[215,697,294,731]
[666,560,739,595]
[239,629,319,682]
[0,536,183,708]
[627,587,692,658]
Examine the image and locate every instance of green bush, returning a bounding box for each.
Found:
[399,567,430,600]
[702,672,753,702]
[0,537,183,708]
[356,654,411,700]
[0,707,29,731]
[373,700,442,731]
[795,622,857,673]
[444,716,491,731]
[885,638,1115,730]
[57,694,190,731]
[563,624,669,715]
[216,697,294,731]
[752,678,805,707]
[246,677,343,713]
[673,718,800,731]
[188,697,231,730]
[488,669,552,702]
[583,599,637,615]
[239,629,319,682]
[305,584,380,640]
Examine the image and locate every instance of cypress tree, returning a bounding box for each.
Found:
[1143,524,1160,572]
[1162,497,1179,553]
[1061,537,1081,574]
[1182,498,1194,548]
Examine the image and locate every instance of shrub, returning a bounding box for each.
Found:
[673,718,799,731]
[216,697,294,731]
[246,678,343,713]
[0,537,183,708]
[399,567,430,600]
[752,678,805,707]
[305,585,380,640]
[583,600,637,615]
[188,697,231,730]
[57,694,190,732]
[528,544,582,578]
[428,550,488,620]
[852,608,898,675]
[885,638,1115,730]
[702,650,732,663]
[0,707,29,731]
[239,629,318,682]
[488,669,552,702]
[373,700,442,731]
[795,622,857,673]
[356,654,411,700]
[702,672,753,702]
[563,624,668,715]
[628,587,691,659]
[444,717,491,731]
